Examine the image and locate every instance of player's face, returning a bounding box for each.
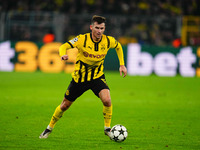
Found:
[90,22,105,41]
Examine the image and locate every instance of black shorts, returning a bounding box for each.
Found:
[64,75,110,102]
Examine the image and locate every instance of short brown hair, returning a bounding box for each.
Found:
[91,15,106,24]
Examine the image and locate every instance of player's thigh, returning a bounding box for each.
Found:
[64,79,89,102]
[91,75,110,98]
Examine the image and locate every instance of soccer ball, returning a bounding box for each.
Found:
[109,124,128,142]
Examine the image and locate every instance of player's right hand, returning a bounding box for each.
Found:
[61,55,69,60]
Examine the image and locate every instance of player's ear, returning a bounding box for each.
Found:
[90,25,93,31]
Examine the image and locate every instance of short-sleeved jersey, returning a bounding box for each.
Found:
[60,33,124,83]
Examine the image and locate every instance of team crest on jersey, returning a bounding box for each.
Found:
[101,44,106,51]
[69,37,78,44]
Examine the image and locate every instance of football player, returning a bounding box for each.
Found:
[39,15,127,139]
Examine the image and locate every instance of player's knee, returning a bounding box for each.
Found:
[60,98,73,111]
[103,98,111,107]
[99,89,111,107]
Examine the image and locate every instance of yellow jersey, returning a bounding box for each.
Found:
[59,33,125,83]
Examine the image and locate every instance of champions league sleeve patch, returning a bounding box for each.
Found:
[69,37,78,44]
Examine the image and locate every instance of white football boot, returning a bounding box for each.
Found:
[39,126,53,139]
[104,127,111,137]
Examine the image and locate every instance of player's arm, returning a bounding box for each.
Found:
[59,36,80,60]
[59,42,73,60]
[115,42,124,66]
[115,42,127,78]
[109,36,127,78]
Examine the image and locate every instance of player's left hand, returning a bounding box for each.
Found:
[119,65,127,78]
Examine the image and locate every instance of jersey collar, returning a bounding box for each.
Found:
[90,33,103,44]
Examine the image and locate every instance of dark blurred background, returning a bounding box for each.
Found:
[0,0,200,46]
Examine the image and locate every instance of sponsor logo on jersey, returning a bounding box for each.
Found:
[83,51,106,59]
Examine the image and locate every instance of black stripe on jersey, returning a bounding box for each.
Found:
[83,35,87,47]
[91,68,95,80]
[114,42,118,49]
[96,63,102,75]
[78,61,83,83]
[67,42,74,48]
[106,36,110,48]
[84,63,88,82]
[77,61,103,82]
[78,61,89,82]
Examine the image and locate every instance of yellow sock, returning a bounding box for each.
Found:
[103,105,112,128]
[49,105,64,128]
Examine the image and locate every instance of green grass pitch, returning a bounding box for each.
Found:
[0,71,200,150]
